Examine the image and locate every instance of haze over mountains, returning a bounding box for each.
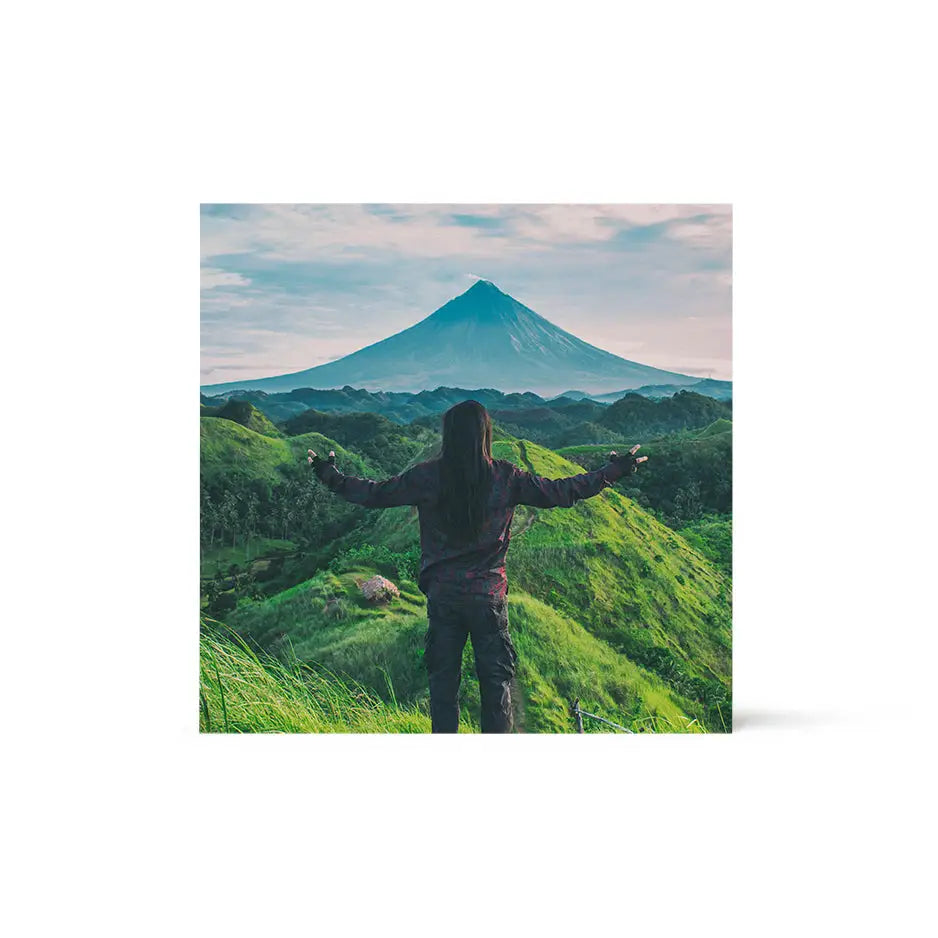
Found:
[201,280,703,397]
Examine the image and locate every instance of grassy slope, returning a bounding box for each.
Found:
[200,415,376,486]
[678,516,733,575]
[199,417,380,586]
[555,422,733,526]
[224,435,731,731]
[200,415,294,486]
[225,569,703,733]
[200,623,443,733]
[493,440,731,716]
[365,437,731,669]
[554,417,732,460]
[696,418,733,437]
[217,400,285,437]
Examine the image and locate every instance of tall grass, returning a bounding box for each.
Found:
[199,620,450,733]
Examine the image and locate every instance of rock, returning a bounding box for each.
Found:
[360,575,400,604]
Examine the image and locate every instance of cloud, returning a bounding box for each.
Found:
[201,267,251,290]
[664,209,732,251]
[200,203,733,265]
[201,204,520,263]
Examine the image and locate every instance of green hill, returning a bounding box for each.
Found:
[199,407,732,732]
[548,421,628,448]
[200,417,380,598]
[282,408,439,476]
[203,386,579,426]
[556,418,731,459]
[696,417,733,437]
[496,391,732,450]
[221,435,731,731]
[557,421,732,525]
[598,390,731,438]
[492,440,731,725]
[678,515,732,575]
[200,416,294,487]
[224,569,709,733]
[201,413,373,486]
[489,399,608,446]
[208,399,284,437]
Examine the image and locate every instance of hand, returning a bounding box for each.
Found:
[608,444,648,475]
[307,449,336,477]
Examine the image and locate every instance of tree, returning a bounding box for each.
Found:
[245,492,260,559]
[221,490,240,547]
[200,485,215,550]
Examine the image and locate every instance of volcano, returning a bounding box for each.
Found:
[200,280,700,396]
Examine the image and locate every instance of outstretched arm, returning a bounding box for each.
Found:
[307,449,424,509]
[510,445,648,508]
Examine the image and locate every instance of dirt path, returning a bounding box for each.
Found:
[517,439,536,473]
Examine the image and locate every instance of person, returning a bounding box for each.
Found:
[307,399,647,733]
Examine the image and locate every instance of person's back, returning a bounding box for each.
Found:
[307,399,646,733]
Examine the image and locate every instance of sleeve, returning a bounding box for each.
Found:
[316,462,426,509]
[509,461,625,508]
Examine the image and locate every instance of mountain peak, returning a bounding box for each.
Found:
[201,279,701,396]
[465,278,501,295]
[426,278,519,326]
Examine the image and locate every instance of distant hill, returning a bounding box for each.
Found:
[590,378,733,403]
[204,399,283,438]
[201,379,731,431]
[598,390,731,438]
[201,414,369,487]
[696,417,733,437]
[200,280,701,397]
[282,408,439,473]
[482,390,731,450]
[201,384,599,426]
[558,418,733,525]
[490,398,608,446]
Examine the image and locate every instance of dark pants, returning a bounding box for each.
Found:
[424,592,518,733]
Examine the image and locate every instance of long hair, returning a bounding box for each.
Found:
[437,400,494,541]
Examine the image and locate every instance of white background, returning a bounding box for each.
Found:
[3,2,936,936]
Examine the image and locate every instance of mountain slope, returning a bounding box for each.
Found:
[200,280,700,397]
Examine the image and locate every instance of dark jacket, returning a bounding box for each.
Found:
[316,457,625,598]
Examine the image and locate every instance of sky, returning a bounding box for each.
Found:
[200,204,732,386]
